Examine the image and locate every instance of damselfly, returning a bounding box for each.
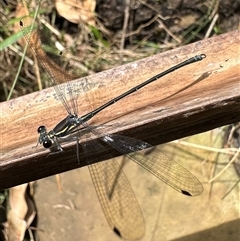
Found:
[20,16,205,240]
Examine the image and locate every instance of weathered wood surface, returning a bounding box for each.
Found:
[0,30,239,189]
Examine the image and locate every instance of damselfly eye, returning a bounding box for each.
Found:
[38,126,46,133]
[43,139,52,148]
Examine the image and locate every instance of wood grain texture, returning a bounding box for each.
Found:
[0,30,239,189]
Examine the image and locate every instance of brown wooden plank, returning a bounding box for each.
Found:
[0,30,239,189]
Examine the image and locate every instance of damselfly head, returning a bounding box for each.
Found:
[38,125,53,148]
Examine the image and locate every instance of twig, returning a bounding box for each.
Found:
[208,147,240,183]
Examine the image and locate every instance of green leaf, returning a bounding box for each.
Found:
[0,30,24,51]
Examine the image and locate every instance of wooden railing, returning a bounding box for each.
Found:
[0,30,239,189]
